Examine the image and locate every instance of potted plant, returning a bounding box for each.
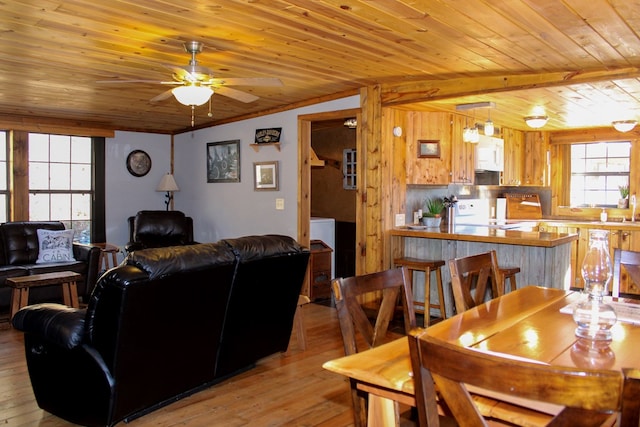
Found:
[618,184,630,209]
[422,197,445,227]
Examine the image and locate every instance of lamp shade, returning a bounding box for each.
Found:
[524,115,548,129]
[612,120,637,132]
[156,173,180,192]
[484,119,494,136]
[172,85,213,106]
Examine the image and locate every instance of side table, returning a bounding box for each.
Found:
[6,271,82,320]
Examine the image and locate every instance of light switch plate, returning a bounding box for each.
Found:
[395,213,405,227]
[275,198,284,210]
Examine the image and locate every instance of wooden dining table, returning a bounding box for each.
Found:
[322,286,640,426]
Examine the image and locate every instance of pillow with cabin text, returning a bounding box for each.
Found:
[36,229,76,264]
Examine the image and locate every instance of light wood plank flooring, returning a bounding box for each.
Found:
[0,303,355,426]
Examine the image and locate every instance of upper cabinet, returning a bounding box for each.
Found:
[404,112,452,185]
[523,131,550,186]
[502,127,524,185]
[450,115,474,184]
[502,128,550,187]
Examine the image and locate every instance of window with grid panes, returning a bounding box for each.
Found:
[28,133,92,241]
[569,141,631,207]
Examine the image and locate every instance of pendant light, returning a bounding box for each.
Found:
[484,109,494,136]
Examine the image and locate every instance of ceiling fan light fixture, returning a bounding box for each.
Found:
[524,115,549,129]
[172,85,213,106]
[612,120,637,132]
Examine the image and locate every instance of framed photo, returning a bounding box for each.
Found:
[207,140,240,183]
[254,161,279,191]
[418,140,440,158]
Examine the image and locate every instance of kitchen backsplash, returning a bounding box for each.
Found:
[405,184,551,221]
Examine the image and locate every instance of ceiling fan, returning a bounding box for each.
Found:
[99,41,283,125]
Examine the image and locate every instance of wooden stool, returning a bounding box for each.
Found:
[94,243,119,271]
[287,295,311,354]
[6,271,82,320]
[394,257,446,327]
[499,267,520,293]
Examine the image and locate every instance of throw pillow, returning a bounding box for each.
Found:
[36,229,76,264]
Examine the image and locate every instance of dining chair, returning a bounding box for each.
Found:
[331,267,417,427]
[612,248,640,299]
[409,329,639,427]
[448,250,502,314]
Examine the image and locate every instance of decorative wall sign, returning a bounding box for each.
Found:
[254,127,282,144]
[418,140,441,158]
[207,140,240,183]
[126,150,152,177]
[254,161,279,191]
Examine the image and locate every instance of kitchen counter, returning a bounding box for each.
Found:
[390,225,577,247]
[390,225,578,317]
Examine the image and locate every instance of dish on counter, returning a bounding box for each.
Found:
[407,225,428,230]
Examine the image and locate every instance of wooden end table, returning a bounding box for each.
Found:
[6,271,83,320]
[93,242,119,271]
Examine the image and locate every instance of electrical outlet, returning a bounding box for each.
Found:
[275,198,284,210]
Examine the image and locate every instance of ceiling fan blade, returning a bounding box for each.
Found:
[213,77,283,87]
[96,79,175,84]
[150,89,175,103]
[214,86,259,103]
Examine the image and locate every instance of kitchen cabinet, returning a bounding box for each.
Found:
[522,131,550,186]
[502,127,524,185]
[540,221,640,296]
[450,115,474,184]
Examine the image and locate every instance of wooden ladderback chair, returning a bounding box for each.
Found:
[331,267,417,426]
[409,330,640,427]
[612,249,640,299]
[448,250,502,314]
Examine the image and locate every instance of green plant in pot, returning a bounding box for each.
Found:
[422,197,444,227]
[618,184,630,208]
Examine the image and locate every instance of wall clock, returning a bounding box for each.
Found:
[126,150,152,177]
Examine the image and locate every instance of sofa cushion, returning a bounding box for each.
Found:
[36,229,76,264]
[0,221,65,265]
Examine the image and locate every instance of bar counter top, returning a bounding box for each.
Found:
[389,226,578,248]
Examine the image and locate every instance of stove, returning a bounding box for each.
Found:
[454,198,537,230]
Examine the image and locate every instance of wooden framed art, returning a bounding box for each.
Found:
[418,140,440,158]
[207,140,240,183]
[254,161,279,191]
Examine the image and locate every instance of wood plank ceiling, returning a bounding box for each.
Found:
[2,0,640,134]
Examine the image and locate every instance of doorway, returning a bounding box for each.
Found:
[298,108,360,291]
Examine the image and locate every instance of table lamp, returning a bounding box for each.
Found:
[156,173,180,210]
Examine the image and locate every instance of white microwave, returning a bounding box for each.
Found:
[474,135,504,172]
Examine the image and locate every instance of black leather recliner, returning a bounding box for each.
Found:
[124,210,196,253]
[12,235,310,427]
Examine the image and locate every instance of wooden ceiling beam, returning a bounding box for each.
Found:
[380,68,640,106]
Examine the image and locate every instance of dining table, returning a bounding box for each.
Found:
[322,286,640,427]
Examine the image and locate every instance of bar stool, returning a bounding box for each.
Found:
[393,257,446,327]
[499,267,520,293]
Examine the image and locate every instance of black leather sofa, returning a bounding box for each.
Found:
[0,221,101,313]
[12,235,310,427]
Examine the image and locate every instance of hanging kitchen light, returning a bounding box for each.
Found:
[484,109,494,136]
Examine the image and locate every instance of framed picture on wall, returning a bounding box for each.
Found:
[207,140,240,183]
[418,140,440,158]
[254,161,279,191]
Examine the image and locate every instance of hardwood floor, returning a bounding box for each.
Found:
[0,303,356,426]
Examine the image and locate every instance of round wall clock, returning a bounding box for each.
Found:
[126,150,152,177]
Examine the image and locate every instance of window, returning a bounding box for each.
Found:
[343,149,357,190]
[569,141,630,207]
[29,133,92,240]
[0,131,8,222]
